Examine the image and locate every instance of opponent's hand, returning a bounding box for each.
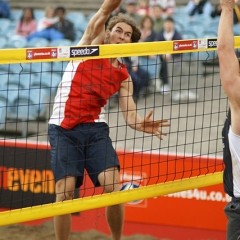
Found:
[139,110,170,140]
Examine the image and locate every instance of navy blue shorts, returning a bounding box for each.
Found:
[48,122,120,188]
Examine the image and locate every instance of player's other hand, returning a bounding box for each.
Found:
[140,110,170,140]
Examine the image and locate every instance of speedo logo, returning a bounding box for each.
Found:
[70,46,99,57]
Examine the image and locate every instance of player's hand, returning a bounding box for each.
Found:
[220,0,239,7]
[140,110,170,140]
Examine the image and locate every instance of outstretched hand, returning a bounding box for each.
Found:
[139,110,170,140]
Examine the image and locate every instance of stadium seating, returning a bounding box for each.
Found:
[26,37,50,48]
[0,36,7,48]
[66,12,85,24]
[5,35,27,48]
[31,72,62,97]
[0,19,11,33]
[50,38,73,47]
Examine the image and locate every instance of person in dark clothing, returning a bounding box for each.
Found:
[0,0,10,19]
[122,56,150,100]
[155,17,182,94]
[27,6,75,41]
[211,3,240,25]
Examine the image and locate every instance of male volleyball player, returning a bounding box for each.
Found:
[48,0,170,239]
[217,0,240,239]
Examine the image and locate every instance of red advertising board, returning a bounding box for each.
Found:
[0,140,226,239]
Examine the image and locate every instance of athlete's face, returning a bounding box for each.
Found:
[106,22,133,44]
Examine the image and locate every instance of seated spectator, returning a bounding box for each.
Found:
[140,15,156,42]
[15,8,37,38]
[136,0,150,16]
[155,17,182,94]
[37,6,58,31]
[27,6,74,41]
[124,0,143,26]
[211,3,240,25]
[0,0,10,18]
[149,0,176,17]
[186,0,213,19]
[150,4,164,34]
[122,56,150,100]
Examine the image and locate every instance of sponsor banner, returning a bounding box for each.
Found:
[26,48,57,60]
[173,40,198,51]
[198,39,208,49]
[70,46,99,58]
[208,39,218,48]
[58,47,70,58]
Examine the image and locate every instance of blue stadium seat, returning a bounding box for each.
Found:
[0,18,11,33]
[10,9,22,21]
[50,38,72,47]
[74,20,88,32]
[66,12,85,24]
[8,88,50,120]
[32,72,62,97]
[34,10,45,22]
[140,56,161,80]
[0,99,6,131]
[181,30,198,39]
[5,35,27,48]
[51,61,69,74]
[202,30,217,38]
[26,37,49,48]
[0,36,7,48]
[20,62,52,74]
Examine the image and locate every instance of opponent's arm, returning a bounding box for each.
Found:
[77,0,122,46]
[217,0,240,105]
[119,77,170,139]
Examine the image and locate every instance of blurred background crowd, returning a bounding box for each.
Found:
[0,0,239,107]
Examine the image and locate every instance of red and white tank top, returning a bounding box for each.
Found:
[49,58,129,129]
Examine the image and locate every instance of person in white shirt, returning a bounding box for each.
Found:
[149,0,176,17]
[37,6,58,31]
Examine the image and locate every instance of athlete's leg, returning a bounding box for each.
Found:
[54,176,76,240]
[98,167,123,240]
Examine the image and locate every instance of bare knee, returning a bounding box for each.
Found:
[98,167,121,193]
[55,177,76,202]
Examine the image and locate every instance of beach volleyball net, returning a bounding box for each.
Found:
[0,37,236,225]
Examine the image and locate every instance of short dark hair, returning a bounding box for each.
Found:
[106,13,141,43]
[164,16,174,23]
[55,6,66,13]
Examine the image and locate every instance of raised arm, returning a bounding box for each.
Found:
[77,0,122,46]
[218,0,240,97]
[119,77,170,139]
[217,0,240,135]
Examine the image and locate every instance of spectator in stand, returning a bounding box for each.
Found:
[151,4,164,34]
[0,0,10,19]
[15,8,37,38]
[211,3,240,25]
[186,0,213,19]
[149,0,176,17]
[140,15,156,42]
[37,6,58,31]
[136,0,150,16]
[125,0,143,26]
[122,56,150,101]
[155,17,182,94]
[27,6,75,42]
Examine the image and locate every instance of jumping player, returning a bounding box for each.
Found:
[48,0,170,239]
